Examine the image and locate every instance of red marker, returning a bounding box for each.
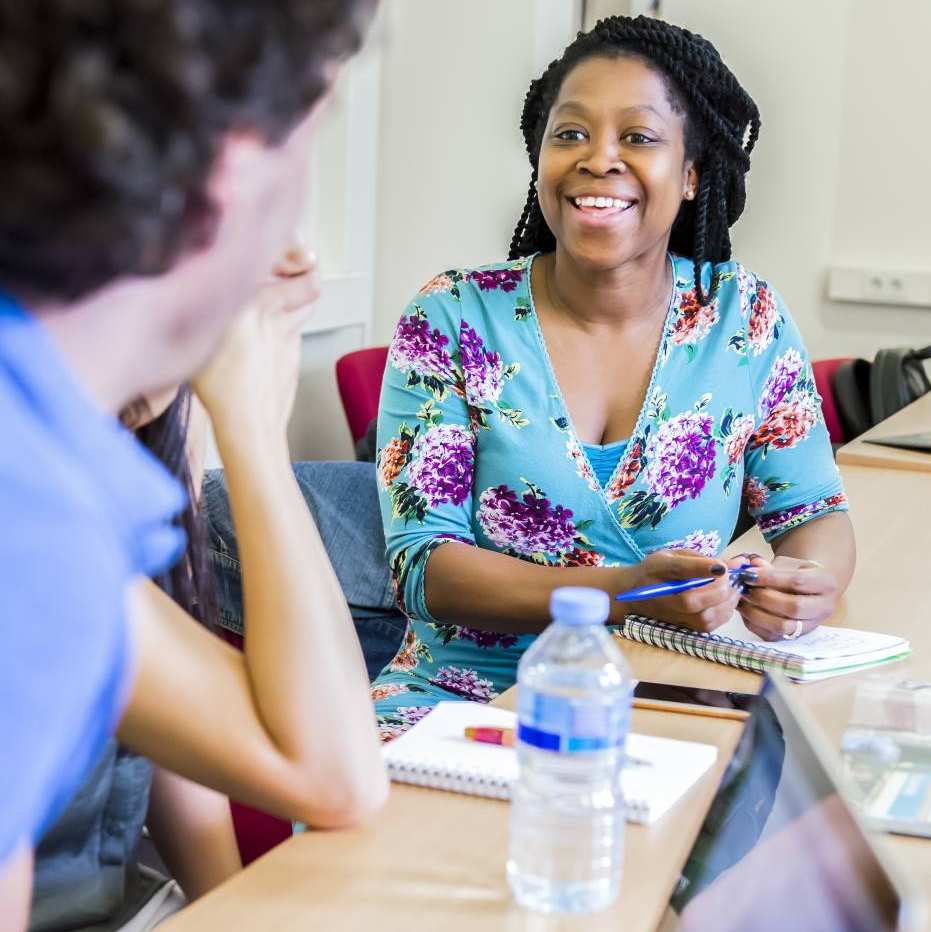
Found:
[463,726,515,747]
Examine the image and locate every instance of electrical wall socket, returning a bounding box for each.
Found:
[828,266,931,309]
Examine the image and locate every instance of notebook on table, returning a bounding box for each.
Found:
[382,701,717,824]
[614,613,910,683]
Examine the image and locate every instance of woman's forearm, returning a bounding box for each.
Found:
[120,433,388,829]
[771,511,856,591]
[424,542,639,633]
[218,432,388,817]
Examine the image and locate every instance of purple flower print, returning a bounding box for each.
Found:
[459,321,505,404]
[642,412,717,509]
[430,665,498,701]
[477,484,577,556]
[758,348,803,418]
[468,267,523,293]
[458,627,519,649]
[389,309,455,380]
[658,529,722,557]
[395,706,434,726]
[407,424,474,507]
[758,492,847,538]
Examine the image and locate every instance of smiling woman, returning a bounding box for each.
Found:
[370,15,856,740]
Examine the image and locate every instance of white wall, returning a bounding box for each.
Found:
[371,0,581,343]
[373,0,931,360]
[825,0,931,354]
[661,0,931,360]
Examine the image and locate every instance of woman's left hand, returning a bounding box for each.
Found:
[737,555,840,642]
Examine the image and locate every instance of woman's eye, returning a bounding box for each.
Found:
[555,129,586,141]
[624,132,655,145]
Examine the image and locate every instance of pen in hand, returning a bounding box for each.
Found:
[614,563,754,603]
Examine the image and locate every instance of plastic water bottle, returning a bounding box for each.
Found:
[507,586,634,914]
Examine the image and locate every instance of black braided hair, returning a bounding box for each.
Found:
[509,15,761,305]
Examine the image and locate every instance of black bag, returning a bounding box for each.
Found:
[834,345,931,439]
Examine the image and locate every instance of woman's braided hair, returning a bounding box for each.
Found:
[509,15,760,305]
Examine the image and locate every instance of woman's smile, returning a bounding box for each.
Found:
[565,193,639,226]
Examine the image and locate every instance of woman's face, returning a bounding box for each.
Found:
[536,54,697,272]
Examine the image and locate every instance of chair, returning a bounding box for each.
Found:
[812,357,853,446]
[217,628,293,865]
[335,346,389,443]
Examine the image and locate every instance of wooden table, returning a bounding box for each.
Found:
[837,392,931,472]
[164,465,931,932]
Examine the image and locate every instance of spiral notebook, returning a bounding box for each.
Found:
[382,701,717,824]
[613,613,910,683]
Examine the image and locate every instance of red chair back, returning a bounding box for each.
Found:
[218,628,293,865]
[335,346,390,443]
[812,357,852,445]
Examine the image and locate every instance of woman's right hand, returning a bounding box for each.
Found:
[621,549,743,633]
[192,244,319,445]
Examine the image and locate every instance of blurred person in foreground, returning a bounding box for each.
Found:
[0,3,386,929]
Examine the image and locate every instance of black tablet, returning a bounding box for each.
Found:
[656,675,922,932]
[864,432,931,453]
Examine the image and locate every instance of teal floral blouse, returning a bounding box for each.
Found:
[371,253,847,740]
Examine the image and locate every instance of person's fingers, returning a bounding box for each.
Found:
[696,587,742,631]
[738,584,827,622]
[257,269,321,317]
[738,600,819,641]
[744,561,834,596]
[274,239,317,278]
[676,575,738,614]
[738,601,793,641]
[649,549,729,581]
[726,553,758,570]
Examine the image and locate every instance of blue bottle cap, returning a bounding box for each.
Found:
[549,587,610,626]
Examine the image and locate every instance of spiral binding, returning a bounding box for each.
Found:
[617,613,806,677]
[387,752,651,819]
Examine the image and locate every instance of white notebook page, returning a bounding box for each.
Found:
[711,614,907,661]
[383,701,717,824]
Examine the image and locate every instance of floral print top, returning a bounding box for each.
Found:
[376,254,848,627]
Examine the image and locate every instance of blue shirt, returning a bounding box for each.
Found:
[583,439,628,489]
[0,294,186,865]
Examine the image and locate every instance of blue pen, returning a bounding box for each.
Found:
[615,563,753,602]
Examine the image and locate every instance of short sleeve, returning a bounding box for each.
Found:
[740,277,848,542]
[0,502,132,863]
[376,281,478,622]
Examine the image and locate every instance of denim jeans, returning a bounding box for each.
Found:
[202,461,406,681]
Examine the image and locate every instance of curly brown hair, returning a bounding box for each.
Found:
[0,0,376,301]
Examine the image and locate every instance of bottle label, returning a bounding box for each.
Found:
[517,689,632,753]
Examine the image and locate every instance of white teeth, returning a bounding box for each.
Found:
[573,196,632,210]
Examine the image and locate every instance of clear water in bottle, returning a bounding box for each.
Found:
[507,586,634,914]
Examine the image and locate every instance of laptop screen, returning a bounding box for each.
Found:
[658,676,914,932]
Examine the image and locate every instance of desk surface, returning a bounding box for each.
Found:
[837,392,931,473]
[164,465,931,932]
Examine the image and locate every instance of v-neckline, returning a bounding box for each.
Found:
[524,252,680,506]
